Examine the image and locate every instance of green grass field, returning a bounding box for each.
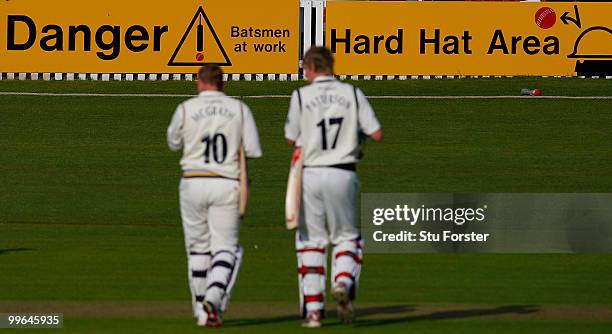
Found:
[1,78,611,333]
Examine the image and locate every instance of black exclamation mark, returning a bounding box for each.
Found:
[197,15,204,52]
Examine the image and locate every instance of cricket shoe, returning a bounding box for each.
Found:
[195,302,208,327]
[301,310,322,328]
[332,283,354,324]
[203,301,223,327]
[196,313,208,327]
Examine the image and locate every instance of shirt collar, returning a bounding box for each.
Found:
[313,75,336,83]
[198,90,225,97]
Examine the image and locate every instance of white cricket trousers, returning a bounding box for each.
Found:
[179,177,242,312]
[296,167,363,315]
[299,167,360,244]
[179,177,240,254]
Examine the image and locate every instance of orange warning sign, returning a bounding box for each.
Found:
[0,0,298,73]
[326,2,612,76]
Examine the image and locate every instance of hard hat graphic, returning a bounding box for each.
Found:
[568,26,612,59]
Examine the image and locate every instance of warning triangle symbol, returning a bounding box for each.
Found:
[168,6,232,67]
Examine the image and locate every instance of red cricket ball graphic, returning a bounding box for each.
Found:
[535,7,556,29]
[195,53,204,61]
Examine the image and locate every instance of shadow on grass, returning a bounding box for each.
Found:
[225,314,302,327]
[353,305,538,328]
[224,304,538,328]
[0,248,34,255]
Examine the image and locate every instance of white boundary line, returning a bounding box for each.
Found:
[353,95,612,100]
[0,92,611,99]
[0,92,194,97]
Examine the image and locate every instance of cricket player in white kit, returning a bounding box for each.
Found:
[285,47,383,328]
[167,65,262,327]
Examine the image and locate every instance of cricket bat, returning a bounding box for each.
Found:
[285,148,304,230]
[239,144,248,218]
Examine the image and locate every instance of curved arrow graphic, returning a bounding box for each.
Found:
[561,5,581,29]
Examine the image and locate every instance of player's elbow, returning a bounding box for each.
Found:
[369,128,383,142]
[247,149,263,159]
[286,138,296,147]
[167,139,182,151]
[168,144,182,152]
